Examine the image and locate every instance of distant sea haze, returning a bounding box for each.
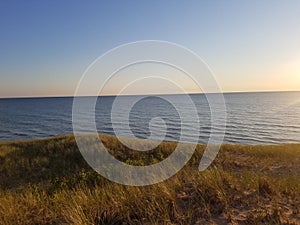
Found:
[0,92,299,145]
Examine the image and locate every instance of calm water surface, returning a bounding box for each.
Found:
[0,92,299,144]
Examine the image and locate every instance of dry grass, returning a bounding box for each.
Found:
[0,135,299,224]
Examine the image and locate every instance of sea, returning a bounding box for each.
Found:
[0,91,299,145]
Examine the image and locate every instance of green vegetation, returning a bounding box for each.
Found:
[0,135,299,224]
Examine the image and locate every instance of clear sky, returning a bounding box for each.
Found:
[0,0,300,97]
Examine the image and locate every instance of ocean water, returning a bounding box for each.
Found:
[0,92,299,144]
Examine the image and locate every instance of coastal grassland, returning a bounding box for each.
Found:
[0,135,299,225]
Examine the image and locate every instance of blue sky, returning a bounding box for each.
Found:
[0,1,300,97]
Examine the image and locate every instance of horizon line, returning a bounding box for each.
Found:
[0,89,299,100]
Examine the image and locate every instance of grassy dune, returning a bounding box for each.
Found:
[0,135,299,225]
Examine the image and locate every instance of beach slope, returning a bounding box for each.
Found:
[0,135,299,224]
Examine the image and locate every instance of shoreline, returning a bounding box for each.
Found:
[1,133,300,146]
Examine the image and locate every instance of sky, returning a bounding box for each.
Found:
[0,0,300,97]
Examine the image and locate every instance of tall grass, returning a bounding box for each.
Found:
[0,135,299,224]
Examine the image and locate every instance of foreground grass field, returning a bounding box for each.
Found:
[0,135,299,225]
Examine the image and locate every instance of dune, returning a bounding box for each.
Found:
[0,135,299,224]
